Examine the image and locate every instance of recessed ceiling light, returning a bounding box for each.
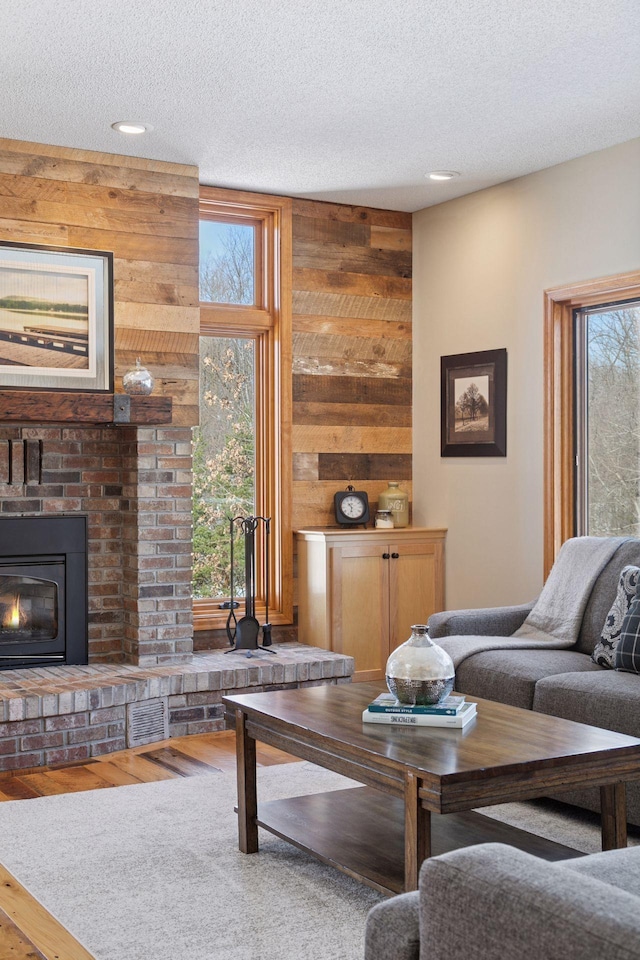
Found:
[427,171,459,181]
[111,121,152,135]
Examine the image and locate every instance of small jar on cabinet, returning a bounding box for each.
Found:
[375,508,394,529]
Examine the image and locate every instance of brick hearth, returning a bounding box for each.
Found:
[0,644,353,770]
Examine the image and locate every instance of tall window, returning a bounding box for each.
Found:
[544,272,640,574]
[575,300,640,537]
[194,335,256,599]
[194,188,293,630]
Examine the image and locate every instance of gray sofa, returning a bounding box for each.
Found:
[365,842,640,960]
[427,537,640,825]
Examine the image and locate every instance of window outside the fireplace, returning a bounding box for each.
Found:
[193,336,256,599]
[576,300,640,536]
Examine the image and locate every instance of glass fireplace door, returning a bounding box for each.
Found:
[0,560,66,665]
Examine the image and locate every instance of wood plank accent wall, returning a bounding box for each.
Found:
[0,139,200,426]
[291,199,412,532]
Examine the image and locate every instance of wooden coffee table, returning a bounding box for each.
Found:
[223,682,640,895]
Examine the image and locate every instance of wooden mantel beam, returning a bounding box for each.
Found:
[0,390,172,425]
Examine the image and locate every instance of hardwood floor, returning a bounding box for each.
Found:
[0,731,297,959]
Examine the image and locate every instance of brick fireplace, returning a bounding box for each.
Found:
[0,420,353,771]
[0,424,193,666]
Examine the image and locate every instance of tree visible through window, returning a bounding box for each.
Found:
[193,223,257,600]
[577,300,640,536]
[198,221,255,305]
[193,336,255,599]
[194,187,292,631]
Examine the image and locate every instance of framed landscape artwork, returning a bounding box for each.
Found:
[0,241,113,391]
[441,348,507,456]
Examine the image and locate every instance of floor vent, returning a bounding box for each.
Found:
[126,697,169,748]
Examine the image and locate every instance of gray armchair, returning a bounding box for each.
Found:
[365,843,640,960]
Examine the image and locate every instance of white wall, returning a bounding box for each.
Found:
[412,138,640,610]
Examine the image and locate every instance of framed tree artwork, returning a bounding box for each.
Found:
[0,241,113,392]
[441,348,507,456]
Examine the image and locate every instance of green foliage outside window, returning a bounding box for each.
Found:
[193,225,256,600]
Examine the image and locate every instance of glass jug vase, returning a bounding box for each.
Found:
[385,624,455,705]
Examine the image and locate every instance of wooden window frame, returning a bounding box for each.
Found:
[544,269,640,577]
[195,187,293,630]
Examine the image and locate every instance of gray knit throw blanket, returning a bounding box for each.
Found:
[435,536,631,669]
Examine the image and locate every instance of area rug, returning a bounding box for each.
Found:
[0,763,380,960]
[0,763,637,960]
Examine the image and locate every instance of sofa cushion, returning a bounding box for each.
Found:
[564,847,640,897]
[533,669,640,738]
[614,594,640,674]
[455,650,601,710]
[592,565,640,667]
[575,539,640,656]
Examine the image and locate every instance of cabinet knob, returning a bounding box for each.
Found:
[382,553,390,559]
[391,552,399,559]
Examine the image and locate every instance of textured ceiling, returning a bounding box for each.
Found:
[3,0,640,211]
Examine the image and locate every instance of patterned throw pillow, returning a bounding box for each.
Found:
[592,565,640,668]
[614,592,640,674]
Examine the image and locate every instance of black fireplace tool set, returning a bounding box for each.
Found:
[225,515,276,657]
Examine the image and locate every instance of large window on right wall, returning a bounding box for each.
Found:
[575,299,640,538]
[545,271,640,576]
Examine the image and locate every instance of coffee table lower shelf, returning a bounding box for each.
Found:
[254,786,582,896]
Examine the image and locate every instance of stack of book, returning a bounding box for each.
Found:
[362,692,477,728]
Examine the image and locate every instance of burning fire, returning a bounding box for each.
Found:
[4,595,21,630]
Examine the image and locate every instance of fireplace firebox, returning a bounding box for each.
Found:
[0,516,87,670]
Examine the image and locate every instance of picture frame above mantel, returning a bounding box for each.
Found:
[0,241,113,392]
[441,348,507,457]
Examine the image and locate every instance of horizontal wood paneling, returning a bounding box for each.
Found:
[293,425,411,454]
[293,215,370,246]
[317,453,412,481]
[293,357,411,379]
[115,329,199,355]
[0,195,197,239]
[66,226,198,265]
[0,173,198,218]
[293,314,411,340]
[115,302,200,333]
[293,239,411,277]
[291,198,412,537]
[0,141,198,195]
[293,401,411,427]
[293,331,411,364]
[0,138,200,424]
[294,374,411,405]
[293,290,411,322]
[370,225,412,251]
[0,216,68,243]
[291,198,411,230]
[293,267,411,300]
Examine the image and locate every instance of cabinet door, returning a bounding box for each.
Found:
[389,540,444,652]
[330,543,390,682]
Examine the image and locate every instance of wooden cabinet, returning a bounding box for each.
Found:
[296,527,446,682]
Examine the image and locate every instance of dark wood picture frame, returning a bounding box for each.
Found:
[0,240,114,392]
[441,348,507,457]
